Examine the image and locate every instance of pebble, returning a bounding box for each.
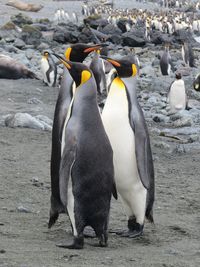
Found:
[17,205,32,213]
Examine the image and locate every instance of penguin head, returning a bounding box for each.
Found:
[64,43,105,62]
[53,53,91,87]
[100,56,137,78]
[42,51,50,59]
[175,72,182,79]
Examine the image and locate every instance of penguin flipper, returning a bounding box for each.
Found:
[59,138,77,207]
[135,130,154,190]
[112,183,118,200]
[46,67,53,83]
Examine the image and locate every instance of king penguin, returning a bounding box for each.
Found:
[40,51,57,87]
[49,43,105,228]
[101,56,155,238]
[181,41,195,68]
[167,72,187,113]
[160,43,174,75]
[52,54,117,249]
[90,49,107,95]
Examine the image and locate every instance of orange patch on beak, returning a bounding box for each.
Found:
[84,46,101,53]
[107,59,121,67]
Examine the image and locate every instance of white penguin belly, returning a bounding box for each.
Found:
[67,172,77,236]
[40,58,49,84]
[102,87,147,224]
[169,80,186,112]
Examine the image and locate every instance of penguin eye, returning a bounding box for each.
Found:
[132,64,137,76]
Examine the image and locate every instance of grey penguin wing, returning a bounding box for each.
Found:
[112,181,118,200]
[130,107,154,190]
[59,137,77,207]
[46,66,53,83]
[134,129,153,190]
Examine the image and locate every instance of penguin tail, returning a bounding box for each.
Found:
[145,208,154,223]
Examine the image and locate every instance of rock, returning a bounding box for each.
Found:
[140,65,156,77]
[13,38,26,49]
[0,249,6,254]
[173,29,196,44]
[21,25,42,46]
[153,114,169,123]
[172,117,193,127]
[109,34,122,45]
[31,177,43,187]
[150,31,173,45]
[153,141,171,151]
[53,25,78,44]
[1,21,18,30]
[27,98,43,104]
[17,205,32,213]
[101,24,122,35]
[11,13,33,27]
[37,42,50,51]
[161,127,200,136]
[122,32,146,47]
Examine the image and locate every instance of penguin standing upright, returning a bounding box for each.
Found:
[160,43,174,75]
[49,43,105,228]
[53,54,117,249]
[167,72,187,113]
[181,41,195,67]
[101,56,155,238]
[40,51,57,87]
[90,49,107,95]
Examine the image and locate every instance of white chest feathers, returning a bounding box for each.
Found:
[102,79,142,192]
[168,79,186,112]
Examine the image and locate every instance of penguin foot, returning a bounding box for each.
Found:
[116,229,143,238]
[56,236,84,249]
[98,233,108,247]
[127,229,143,238]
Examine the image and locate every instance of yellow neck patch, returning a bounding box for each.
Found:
[81,70,91,85]
[112,77,125,90]
[132,64,137,76]
[65,47,72,60]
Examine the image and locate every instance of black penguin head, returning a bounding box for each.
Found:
[175,72,182,79]
[100,56,137,78]
[64,43,105,62]
[53,53,91,87]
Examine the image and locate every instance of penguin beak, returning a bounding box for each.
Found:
[83,44,108,53]
[100,55,121,67]
[53,53,71,69]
